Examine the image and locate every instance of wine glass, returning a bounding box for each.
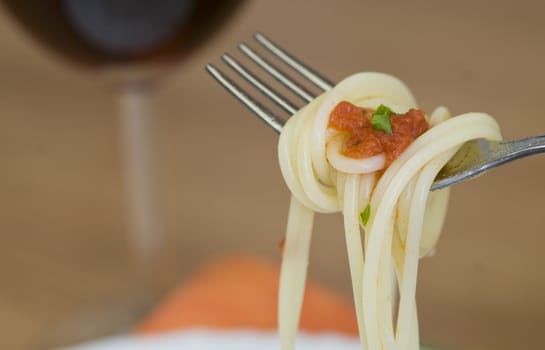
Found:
[1,0,245,347]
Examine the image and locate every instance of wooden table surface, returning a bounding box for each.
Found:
[1,1,545,349]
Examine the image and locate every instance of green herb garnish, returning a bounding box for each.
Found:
[371,104,395,134]
[360,204,371,226]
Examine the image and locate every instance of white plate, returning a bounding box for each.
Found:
[59,329,363,350]
[60,329,437,350]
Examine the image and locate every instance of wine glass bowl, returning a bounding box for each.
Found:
[1,0,245,68]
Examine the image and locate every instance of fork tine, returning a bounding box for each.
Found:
[221,53,299,115]
[205,63,285,133]
[239,43,316,103]
[254,32,335,92]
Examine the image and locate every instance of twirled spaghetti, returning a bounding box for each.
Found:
[277,72,502,350]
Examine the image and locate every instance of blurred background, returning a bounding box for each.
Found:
[1,0,544,349]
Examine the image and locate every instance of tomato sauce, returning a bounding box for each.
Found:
[327,101,429,166]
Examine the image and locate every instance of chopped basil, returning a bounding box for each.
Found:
[375,104,394,115]
[371,104,394,134]
[360,204,371,226]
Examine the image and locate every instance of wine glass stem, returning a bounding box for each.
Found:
[118,82,164,292]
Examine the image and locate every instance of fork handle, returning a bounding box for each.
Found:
[484,135,545,174]
[500,134,545,159]
[432,134,545,191]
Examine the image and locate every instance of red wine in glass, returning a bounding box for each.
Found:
[2,0,244,65]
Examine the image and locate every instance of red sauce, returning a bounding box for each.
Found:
[328,101,429,166]
[278,238,285,255]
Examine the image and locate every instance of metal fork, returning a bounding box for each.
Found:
[205,32,545,191]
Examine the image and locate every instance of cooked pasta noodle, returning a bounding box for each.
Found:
[277,72,502,350]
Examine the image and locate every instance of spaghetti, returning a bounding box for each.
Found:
[277,72,502,350]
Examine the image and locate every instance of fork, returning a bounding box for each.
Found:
[205,32,545,191]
